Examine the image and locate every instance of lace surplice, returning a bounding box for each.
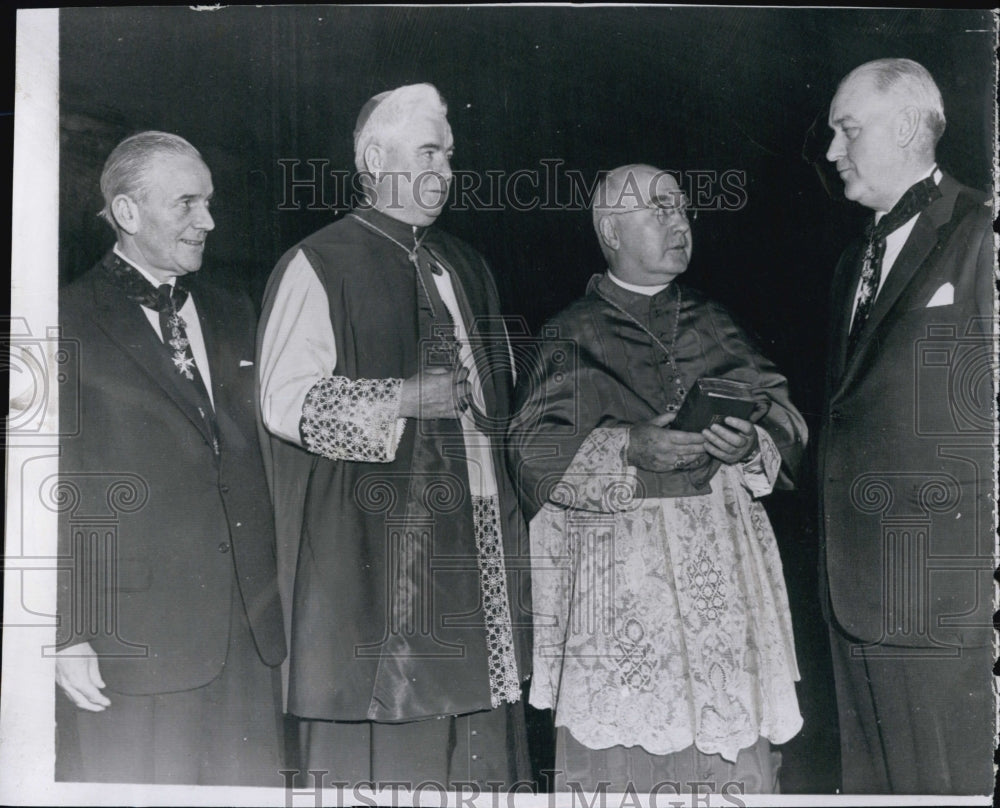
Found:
[530,428,802,762]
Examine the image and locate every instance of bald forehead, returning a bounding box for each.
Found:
[599,165,680,211]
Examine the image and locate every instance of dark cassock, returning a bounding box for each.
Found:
[508,271,808,792]
[257,205,531,785]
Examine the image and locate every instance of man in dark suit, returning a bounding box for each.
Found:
[819,59,994,794]
[55,131,286,785]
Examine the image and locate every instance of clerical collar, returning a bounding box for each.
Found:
[607,270,671,297]
[874,165,941,225]
[113,245,176,288]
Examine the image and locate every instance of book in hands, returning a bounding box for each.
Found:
[669,377,761,432]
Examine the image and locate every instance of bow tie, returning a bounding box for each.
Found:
[867,174,941,243]
[107,254,191,312]
[152,282,188,314]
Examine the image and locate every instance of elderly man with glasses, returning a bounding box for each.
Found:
[508,164,807,795]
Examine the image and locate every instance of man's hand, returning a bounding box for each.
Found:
[55,642,111,712]
[702,416,759,465]
[398,365,471,420]
[627,413,709,472]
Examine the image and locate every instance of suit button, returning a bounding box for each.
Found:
[830,409,842,420]
[218,542,231,554]
[220,484,230,494]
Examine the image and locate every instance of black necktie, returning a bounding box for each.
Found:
[846,174,942,357]
[106,256,218,449]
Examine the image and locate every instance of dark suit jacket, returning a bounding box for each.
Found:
[818,173,994,648]
[57,251,286,695]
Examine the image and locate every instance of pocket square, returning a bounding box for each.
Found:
[926,283,954,307]
[239,359,254,367]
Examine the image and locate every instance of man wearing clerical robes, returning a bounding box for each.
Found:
[257,83,530,787]
[508,164,807,794]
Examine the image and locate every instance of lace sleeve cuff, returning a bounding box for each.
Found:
[300,376,406,462]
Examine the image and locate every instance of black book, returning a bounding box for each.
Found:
[670,377,760,432]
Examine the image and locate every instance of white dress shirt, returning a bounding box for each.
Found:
[114,245,214,407]
[849,166,942,328]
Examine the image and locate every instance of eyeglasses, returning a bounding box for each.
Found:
[607,195,697,224]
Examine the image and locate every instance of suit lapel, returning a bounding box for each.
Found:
[188,277,253,451]
[830,239,866,382]
[90,254,217,448]
[189,279,224,409]
[835,174,960,391]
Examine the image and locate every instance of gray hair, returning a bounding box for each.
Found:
[352,83,448,173]
[99,131,203,227]
[844,58,946,149]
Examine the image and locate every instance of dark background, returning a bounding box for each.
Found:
[58,5,996,794]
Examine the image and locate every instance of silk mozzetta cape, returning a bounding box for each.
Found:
[508,273,807,520]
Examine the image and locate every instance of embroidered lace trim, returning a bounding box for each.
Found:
[529,427,801,761]
[473,495,521,707]
[300,376,404,462]
[549,428,638,513]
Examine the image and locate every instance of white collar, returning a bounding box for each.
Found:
[607,271,671,297]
